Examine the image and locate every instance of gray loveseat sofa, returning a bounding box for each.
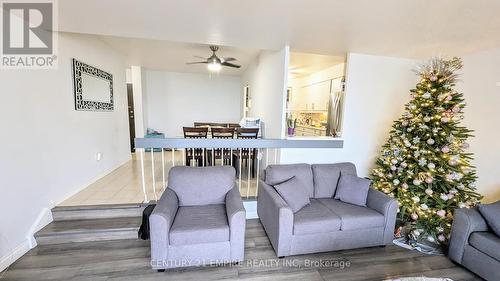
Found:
[150,166,246,270]
[448,204,500,281]
[257,163,398,257]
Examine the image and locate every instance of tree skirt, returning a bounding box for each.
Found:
[384,277,453,281]
[393,237,443,255]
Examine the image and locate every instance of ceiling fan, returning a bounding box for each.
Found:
[187,45,241,72]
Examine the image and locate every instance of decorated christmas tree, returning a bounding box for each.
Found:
[372,57,482,245]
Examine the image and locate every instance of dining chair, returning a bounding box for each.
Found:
[232,128,259,178]
[227,123,241,129]
[183,127,208,166]
[209,127,235,165]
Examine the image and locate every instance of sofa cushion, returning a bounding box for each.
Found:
[170,204,229,245]
[334,173,371,207]
[168,166,235,206]
[273,176,310,213]
[469,232,500,261]
[293,199,341,235]
[477,201,500,237]
[311,163,357,198]
[318,198,385,230]
[265,163,314,197]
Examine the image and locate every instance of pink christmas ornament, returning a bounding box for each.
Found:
[436,210,446,217]
[441,146,450,153]
[411,213,419,220]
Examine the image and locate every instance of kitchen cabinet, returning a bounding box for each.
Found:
[292,80,330,111]
[295,125,326,137]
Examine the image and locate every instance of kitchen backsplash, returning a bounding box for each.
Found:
[295,112,327,128]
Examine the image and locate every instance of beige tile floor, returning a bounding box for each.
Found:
[59,150,259,206]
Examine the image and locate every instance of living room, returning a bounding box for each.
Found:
[1,1,500,281]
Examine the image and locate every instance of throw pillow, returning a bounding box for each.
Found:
[477,201,500,237]
[273,176,310,213]
[335,173,371,206]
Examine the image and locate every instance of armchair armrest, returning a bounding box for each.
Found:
[257,180,293,257]
[366,188,398,245]
[225,186,246,261]
[150,188,178,267]
[448,208,488,264]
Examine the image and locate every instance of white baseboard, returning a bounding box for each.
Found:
[55,156,132,206]
[244,201,258,219]
[0,207,54,273]
[0,239,31,273]
[27,207,53,248]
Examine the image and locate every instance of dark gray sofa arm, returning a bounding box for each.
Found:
[226,186,246,261]
[257,180,293,257]
[150,188,179,267]
[448,208,488,264]
[366,188,398,245]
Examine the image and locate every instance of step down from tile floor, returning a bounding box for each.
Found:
[52,203,149,221]
[35,216,142,245]
[34,203,154,245]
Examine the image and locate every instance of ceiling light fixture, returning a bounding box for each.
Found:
[207,61,221,72]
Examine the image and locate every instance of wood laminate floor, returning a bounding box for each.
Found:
[0,219,481,281]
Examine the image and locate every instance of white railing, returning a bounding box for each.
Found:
[134,138,343,202]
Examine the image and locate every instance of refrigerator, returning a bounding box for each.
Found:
[326,77,345,137]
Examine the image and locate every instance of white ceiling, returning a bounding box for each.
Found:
[97,35,259,75]
[289,52,345,78]
[58,0,500,59]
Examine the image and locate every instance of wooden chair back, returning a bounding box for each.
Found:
[236,128,259,139]
[211,127,235,139]
[183,127,208,138]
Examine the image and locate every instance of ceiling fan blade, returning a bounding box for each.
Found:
[186,61,208,64]
[221,62,241,68]
[193,55,207,60]
[222,57,236,62]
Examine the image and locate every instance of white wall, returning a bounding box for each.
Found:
[0,32,130,270]
[145,70,242,137]
[280,53,418,176]
[241,47,290,138]
[459,48,500,203]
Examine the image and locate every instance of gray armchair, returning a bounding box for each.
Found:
[448,206,500,281]
[150,166,245,270]
[257,163,398,257]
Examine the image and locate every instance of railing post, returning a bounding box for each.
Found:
[255,148,261,197]
[238,148,242,193]
[171,148,175,167]
[246,148,251,198]
[161,148,165,189]
[151,148,158,201]
[140,148,148,203]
